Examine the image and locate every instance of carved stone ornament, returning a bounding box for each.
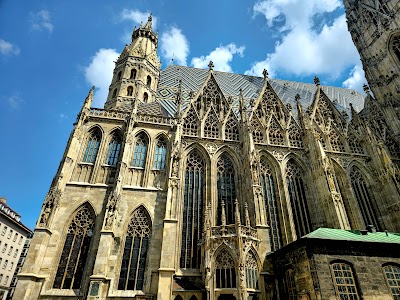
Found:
[271,150,286,161]
[104,192,120,230]
[38,188,61,227]
[206,142,218,155]
[336,157,350,169]
[171,156,180,177]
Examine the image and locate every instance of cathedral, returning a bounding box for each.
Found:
[14,0,400,299]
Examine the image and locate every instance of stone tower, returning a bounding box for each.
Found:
[105,15,161,109]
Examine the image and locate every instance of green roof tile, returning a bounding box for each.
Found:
[303,228,400,244]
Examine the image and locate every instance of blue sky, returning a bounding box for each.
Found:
[0,0,366,229]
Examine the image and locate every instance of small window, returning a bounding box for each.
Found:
[13,249,18,258]
[127,86,133,97]
[2,244,7,253]
[112,88,117,98]
[143,92,148,102]
[117,71,122,81]
[13,233,17,242]
[0,275,2,282]
[153,138,167,170]
[8,246,13,256]
[7,229,12,239]
[146,75,152,88]
[330,262,360,299]
[1,226,7,236]
[9,262,13,271]
[3,260,8,269]
[383,264,400,299]
[18,236,23,245]
[5,276,9,284]
[130,69,137,79]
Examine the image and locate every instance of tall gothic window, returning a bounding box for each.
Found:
[105,132,121,166]
[53,205,94,289]
[350,167,380,230]
[118,206,151,291]
[268,118,285,145]
[251,118,264,143]
[285,269,297,300]
[217,154,236,225]
[260,159,282,251]
[383,264,400,299]
[285,161,312,237]
[180,151,204,269]
[153,137,167,170]
[82,128,101,163]
[393,35,400,62]
[204,110,219,138]
[224,114,239,141]
[132,133,148,168]
[288,123,303,148]
[183,107,199,136]
[215,249,236,288]
[330,262,360,299]
[246,252,258,289]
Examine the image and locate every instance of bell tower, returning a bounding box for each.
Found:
[105,15,161,109]
[344,0,400,135]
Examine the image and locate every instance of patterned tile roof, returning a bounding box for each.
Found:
[156,65,366,119]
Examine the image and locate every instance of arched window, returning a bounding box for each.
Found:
[217,154,236,225]
[146,76,152,88]
[130,69,137,79]
[268,118,285,145]
[350,167,380,230]
[349,133,364,154]
[105,132,121,166]
[285,161,312,237]
[260,159,282,251]
[118,206,151,291]
[224,114,239,141]
[127,86,133,97]
[183,107,199,136]
[330,130,345,152]
[83,128,101,163]
[246,252,258,289]
[153,137,167,170]
[215,249,236,288]
[180,151,204,269]
[132,133,148,168]
[251,118,264,143]
[330,262,360,299]
[143,92,148,102]
[288,123,303,148]
[204,110,219,138]
[112,88,117,98]
[285,269,297,300]
[393,35,400,62]
[383,264,400,299]
[53,205,94,289]
[117,71,122,81]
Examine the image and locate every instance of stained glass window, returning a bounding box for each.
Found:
[132,134,148,168]
[153,138,167,170]
[105,132,121,166]
[330,262,360,300]
[286,161,312,237]
[246,252,258,289]
[180,151,204,269]
[350,167,380,230]
[82,129,101,163]
[285,269,297,300]
[383,265,400,299]
[260,159,282,251]
[53,205,94,289]
[217,154,236,225]
[215,248,236,288]
[118,206,151,291]
[183,107,199,136]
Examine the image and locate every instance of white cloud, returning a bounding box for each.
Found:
[247,0,363,81]
[191,44,245,72]
[121,9,157,29]
[0,39,20,56]
[6,95,24,110]
[84,48,119,107]
[30,10,54,33]
[343,64,366,94]
[161,27,190,66]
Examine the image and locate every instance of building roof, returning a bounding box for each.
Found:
[304,227,400,244]
[0,199,32,234]
[155,65,366,119]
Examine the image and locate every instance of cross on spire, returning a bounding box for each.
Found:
[208,61,214,71]
[314,76,320,86]
[262,69,269,80]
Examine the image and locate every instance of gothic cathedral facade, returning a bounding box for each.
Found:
[14,1,400,299]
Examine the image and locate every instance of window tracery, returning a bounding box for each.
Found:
[383,264,400,299]
[330,262,360,299]
[217,154,236,225]
[260,159,282,251]
[224,113,239,141]
[348,133,364,154]
[245,252,258,289]
[286,161,312,237]
[204,109,220,139]
[118,206,151,291]
[268,118,285,145]
[183,107,199,136]
[393,35,400,62]
[105,132,121,166]
[153,137,167,170]
[132,133,148,168]
[250,118,264,143]
[329,130,345,152]
[215,249,236,288]
[285,269,297,300]
[53,205,94,289]
[288,122,303,148]
[180,151,204,269]
[350,167,380,230]
[83,129,101,164]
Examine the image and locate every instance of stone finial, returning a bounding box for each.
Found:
[235,199,241,225]
[363,83,370,94]
[221,201,226,226]
[295,94,301,102]
[314,76,320,86]
[262,68,269,80]
[208,61,214,71]
[244,202,250,227]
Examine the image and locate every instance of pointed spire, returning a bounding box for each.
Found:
[175,79,182,118]
[221,201,226,226]
[239,88,246,123]
[144,14,153,30]
[244,202,250,227]
[235,199,241,226]
[83,86,95,110]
